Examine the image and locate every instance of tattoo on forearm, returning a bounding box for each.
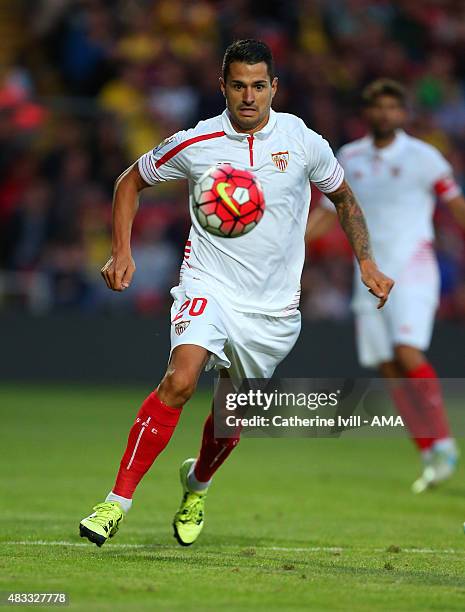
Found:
[328,182,373,262]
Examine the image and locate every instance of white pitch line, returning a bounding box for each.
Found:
[6,541,150,549]
[3,541,465,555]
[269,546,464,555]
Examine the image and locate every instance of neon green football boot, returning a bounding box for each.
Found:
[79,501,124,547]
[173,458,207,546]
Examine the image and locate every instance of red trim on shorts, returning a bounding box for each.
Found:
[183,239,192,260]
[155,131,226,168]
[411,240,434,262]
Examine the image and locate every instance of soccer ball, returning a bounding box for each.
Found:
[192,164,265,238]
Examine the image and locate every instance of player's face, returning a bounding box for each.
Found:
[365,95,407,139]
[220,61,277,134]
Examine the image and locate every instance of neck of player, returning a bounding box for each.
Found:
[231,112,270,135]
[372,131,397,149]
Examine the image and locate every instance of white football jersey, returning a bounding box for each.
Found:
[138,109,343,316]
[321,130,461,310]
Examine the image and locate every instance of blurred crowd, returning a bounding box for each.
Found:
[1,0,465,320]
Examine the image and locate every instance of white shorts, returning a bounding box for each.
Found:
[169,284,301,385]
[355,279,439,368]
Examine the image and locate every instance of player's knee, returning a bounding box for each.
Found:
[379,360,403,378]
[394,345,424,372]
[158,369,197,407]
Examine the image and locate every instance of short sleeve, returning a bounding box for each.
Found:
[317,146,349,211]
[423,146,452,185]
[138,131,190,185]
[306,131,344,193]
[422,146,462,201]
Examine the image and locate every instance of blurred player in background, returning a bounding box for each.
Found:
[79,41,393,547]
[307,79,465,493]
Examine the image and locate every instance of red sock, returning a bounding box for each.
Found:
[406,362,451,448]
[194,413,240,483]
[113,391,182,498]
[389,382,434,451]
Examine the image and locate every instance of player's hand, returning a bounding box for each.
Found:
[359,260,394,309]
[101,252,136,291]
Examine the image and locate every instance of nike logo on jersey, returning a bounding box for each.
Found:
[216,182,240,215]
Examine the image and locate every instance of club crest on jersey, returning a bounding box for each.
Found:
[152,134,176,155]
[271,151,289,172]
[175,320,190,336]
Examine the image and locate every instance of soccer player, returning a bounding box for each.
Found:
[307,79,465,493]
[79,40,393,547]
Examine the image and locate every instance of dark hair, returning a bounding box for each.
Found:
[362,79,407,107]
[222,39,275,82]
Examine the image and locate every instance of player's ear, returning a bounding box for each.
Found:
[271,77,278,99]
[219,77,226,98]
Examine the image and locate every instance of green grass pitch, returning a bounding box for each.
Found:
[1,384,465,611]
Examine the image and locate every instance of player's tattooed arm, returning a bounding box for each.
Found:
[326,179,395,309]
[326,179,372,262]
